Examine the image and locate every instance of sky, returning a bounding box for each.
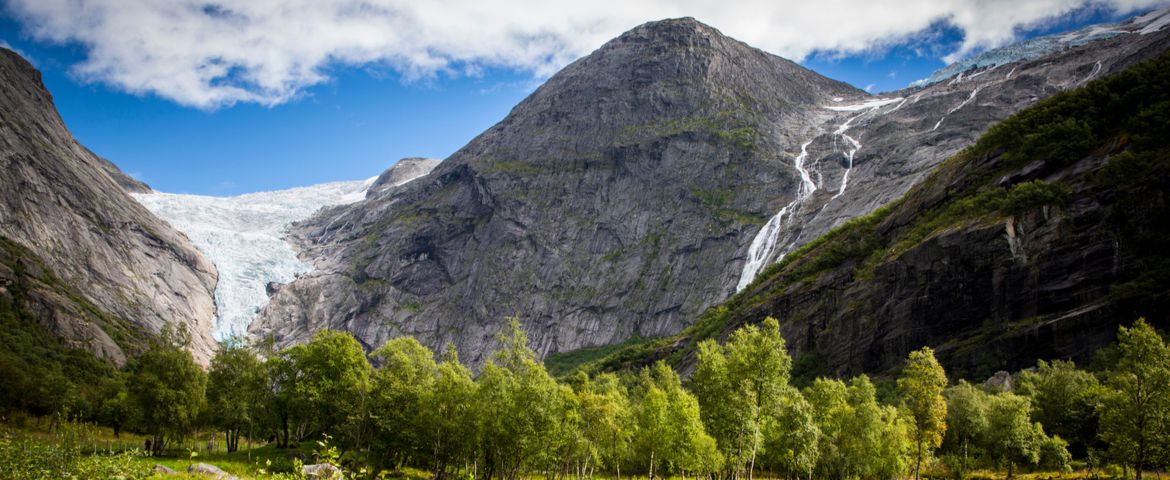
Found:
[0,0,1166,195]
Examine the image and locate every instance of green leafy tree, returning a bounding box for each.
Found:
[573,372,633,480]
[429,345,478,478]
[634,362,721,480]
[1098,319,1170,480]
[370,336,439,468]
[97,390,137,439]
[128,323,206,455]
[897,347,948,480]
[633,372,670,480]
[262,347,299,448]
[272,330,371,448]
[1015,359,1103,456]
[1038,435,1072,472]
[943,380,989,478]
[983,392,1042,477]
[476,318,564,480]
[205,337,264,452]
[807,376,911,480]
[691,317,791,479]
[759,387,819,480]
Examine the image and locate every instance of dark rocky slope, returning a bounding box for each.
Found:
[592,48,1170,381]
[256,15,1170,366]
[0,48,219,365]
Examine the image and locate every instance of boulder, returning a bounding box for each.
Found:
[187,462,239,479]
[302,463,344,479]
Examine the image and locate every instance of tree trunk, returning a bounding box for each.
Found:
[962,439,969,480]
[281,414,290,448]
[649,450,655,480]
[749,446,757,480]
[915,436,923,480]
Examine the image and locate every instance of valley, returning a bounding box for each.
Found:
[1,5,1169,480]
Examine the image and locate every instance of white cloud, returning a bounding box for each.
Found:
[5,0,1167,109]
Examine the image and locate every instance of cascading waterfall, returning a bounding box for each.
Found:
[736,140,816,291]
[736,97,901,291]
[932,87,980,131]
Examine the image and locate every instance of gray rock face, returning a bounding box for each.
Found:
[254,16,1169,367]
[368,158,441,197]
[0,48,219,365]
[253,18,859,363]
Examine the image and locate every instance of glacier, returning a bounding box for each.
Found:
[911,14,1140,88]
[132,178,377,340]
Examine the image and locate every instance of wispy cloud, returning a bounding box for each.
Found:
[5,0,1167,109]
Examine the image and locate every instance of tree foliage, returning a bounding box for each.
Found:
[127,323,205,455]
[205,336,263,452]
[1098,318,1170,479]
[898,347,948,480]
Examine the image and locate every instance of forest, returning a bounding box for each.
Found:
[1,316,1167,480]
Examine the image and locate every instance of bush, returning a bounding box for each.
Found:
[0,420,151,480]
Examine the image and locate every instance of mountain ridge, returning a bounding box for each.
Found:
[0,47,220,365]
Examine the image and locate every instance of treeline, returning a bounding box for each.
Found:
[6,317,1170,480]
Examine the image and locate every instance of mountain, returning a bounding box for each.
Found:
[0,48,219,365]
[132,158,439,339]
[591,40,1170,381]
[253,14,1170,367]
[251,18,860,362]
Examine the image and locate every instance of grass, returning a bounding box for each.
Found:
[544,336,652,378]
[0,417,395,479]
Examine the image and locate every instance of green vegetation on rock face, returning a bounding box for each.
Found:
[544,336,650,377]
[0,235,137,420]
[581,47,1170,381]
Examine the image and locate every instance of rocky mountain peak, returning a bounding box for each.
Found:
[499,17,858,130]
[612,16,721,47]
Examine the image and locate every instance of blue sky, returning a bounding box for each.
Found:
[0,2,1159,195]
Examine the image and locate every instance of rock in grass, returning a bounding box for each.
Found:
[187,462,239,479]
[303,463,344,479]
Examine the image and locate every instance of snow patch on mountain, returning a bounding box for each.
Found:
[133,178,376,340]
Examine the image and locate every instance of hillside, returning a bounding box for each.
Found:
[0,46,219,400]
[586,48,1170,381]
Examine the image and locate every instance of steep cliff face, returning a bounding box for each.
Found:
[0,48,219,365]
[597,46,1170,380]
[255,14,1170,366]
